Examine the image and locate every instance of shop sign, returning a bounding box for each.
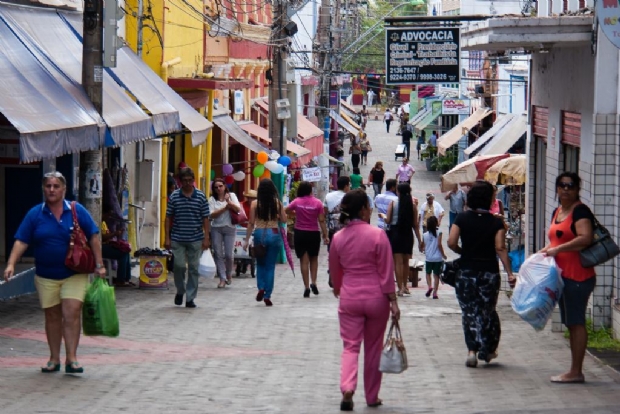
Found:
[442,99,470,115]
[302,167,322,182]
[234,90,244,115]
[598,0,620,49]
[385,27,460,85]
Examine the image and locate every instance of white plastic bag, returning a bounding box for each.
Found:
[511,253,564,331]
[198,249,216,278]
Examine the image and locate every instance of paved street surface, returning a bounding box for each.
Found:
[1,118,619,414]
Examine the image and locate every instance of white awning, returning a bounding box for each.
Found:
[0,15,101,162]
[330,110,358,135]
[60,11,212,146]
[464,114,516,157]
[479,113,528,156]
[414,110,441,132]
[437,108,493,156]
[213,115,268,154]
[408,107,430,126]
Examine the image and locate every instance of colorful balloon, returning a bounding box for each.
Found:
[232,171,246,181]
[277,156,291,167]
[253,164,265,178]
[270,163,284,174]
[264,160,278,172]
[261,170,271,180]
[257,151,269,165]
[210,169,216,180]
[224,175,235,185]
[222,164,234,176]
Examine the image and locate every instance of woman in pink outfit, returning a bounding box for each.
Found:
[329,189,400,411]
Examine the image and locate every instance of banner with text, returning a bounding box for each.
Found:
[302,167,322,182]
[385,27,460,85]
[442,99,470,115]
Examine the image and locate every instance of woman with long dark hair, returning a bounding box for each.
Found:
[447,180,515,368]
[539,172,595,383]
[243,179,287,306]
[208,178,241,288]
[386,183,422,296]
[329,189,400,410]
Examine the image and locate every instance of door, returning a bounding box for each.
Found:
[534,138,547,252]
[5,166,42,258]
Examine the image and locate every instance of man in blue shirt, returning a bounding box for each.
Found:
[164,167,210,308]
[374,179,399,230]
[445,184,467,231]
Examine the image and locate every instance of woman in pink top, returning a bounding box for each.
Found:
[329,190,401,411]
[489,186,505,215]
[286,182,329,297]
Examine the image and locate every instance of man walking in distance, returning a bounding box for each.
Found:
[324,176,351,287]
[164,167,210,308]
[375,179,398,231]
[401,125,413,160]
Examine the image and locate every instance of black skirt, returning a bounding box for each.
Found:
[388,226,413,255]
[294,229,321,258]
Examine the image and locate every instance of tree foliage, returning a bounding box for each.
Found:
[340,0,428,74]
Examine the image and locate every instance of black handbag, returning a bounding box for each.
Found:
[440,259,461,287]
[250,230,267,259]
[580,217,620,268]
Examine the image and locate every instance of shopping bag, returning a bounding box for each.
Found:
[379,320,408,374]
[82,278,120,337]
[508,248,525,272]
[511,253,563,331]
[198,249,216,278]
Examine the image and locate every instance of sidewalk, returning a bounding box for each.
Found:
[1,118,619,413]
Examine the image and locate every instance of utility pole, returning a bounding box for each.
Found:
[316,0,334,193]
[80,0,105,220]
[268,0,288,158]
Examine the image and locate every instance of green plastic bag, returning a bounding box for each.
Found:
[82,278,120,337]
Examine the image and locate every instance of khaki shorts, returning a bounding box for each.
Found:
[34,274,89,309]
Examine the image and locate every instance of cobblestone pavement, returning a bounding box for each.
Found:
[1,118,619,414]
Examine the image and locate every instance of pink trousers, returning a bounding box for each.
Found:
[338,297,390,404]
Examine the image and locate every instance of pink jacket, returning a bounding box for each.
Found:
[329,220,395,300]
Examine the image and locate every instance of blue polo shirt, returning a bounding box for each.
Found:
[166,188,210,242]
[15,200,100,280]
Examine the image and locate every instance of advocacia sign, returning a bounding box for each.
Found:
[385,27,460,85]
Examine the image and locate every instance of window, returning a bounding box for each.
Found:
[562,145,580,173]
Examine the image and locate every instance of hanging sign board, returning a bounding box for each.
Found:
[442,99,470,115]
[597,0,620,49]
[302,167,322,182]
[385,27,460,85]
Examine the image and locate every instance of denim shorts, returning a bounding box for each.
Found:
[558,276,595,327]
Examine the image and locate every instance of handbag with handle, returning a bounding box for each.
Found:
[250,229,267,258]
[580,216,620,268]
[65,201,96,274]
[230,207,248,225]
[379,320,408,374]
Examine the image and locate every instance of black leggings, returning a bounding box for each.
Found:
[351,154,361,168]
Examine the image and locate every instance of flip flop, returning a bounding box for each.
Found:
[367,398,383,407]
[550,375,585,383]
[41,361,61,373]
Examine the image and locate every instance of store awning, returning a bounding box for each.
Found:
[239,122,312,164]
[340,111,362,131]
[330,110,358,135]
[297,114,323,141]
[340,100,358,116]
[253,99,270,115]
[60,11,212,146]
[479,113,527,156]
[414,110,441,132]
[464,114,516,157]
[408,107,430,126]
[437,108,493,155]
[0,15,101,162]
[213,115,268,154]
[0,4,156,148]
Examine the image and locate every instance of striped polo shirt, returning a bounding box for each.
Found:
[166,188,210,242]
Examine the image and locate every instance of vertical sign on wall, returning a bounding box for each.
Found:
[234,90,243,115]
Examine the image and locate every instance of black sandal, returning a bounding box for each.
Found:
[340,391,354,411]
[368,398,383,407]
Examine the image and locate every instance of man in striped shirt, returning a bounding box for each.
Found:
[164,167,210,308]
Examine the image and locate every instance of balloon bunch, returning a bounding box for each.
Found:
[210,163,246,189]
[253,151,291,178]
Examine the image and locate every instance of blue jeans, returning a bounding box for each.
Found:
[254,228,282,299]
[171,240,202,302]
[449,211,458,232]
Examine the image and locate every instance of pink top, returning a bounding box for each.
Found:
[287,195,324,231]
[397,164,415,182]
[489,199,500,214]
[329,220,395,300]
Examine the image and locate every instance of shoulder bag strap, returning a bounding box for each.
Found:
[70,201,80,229]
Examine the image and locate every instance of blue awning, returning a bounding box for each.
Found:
[61,11,213,146]
[0,4,156,147]
[0,15,101,162]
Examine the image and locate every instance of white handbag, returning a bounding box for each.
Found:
[379,320,408,374]
[198,249,216,278]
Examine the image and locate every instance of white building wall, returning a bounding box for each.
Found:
[460,0,522,15]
